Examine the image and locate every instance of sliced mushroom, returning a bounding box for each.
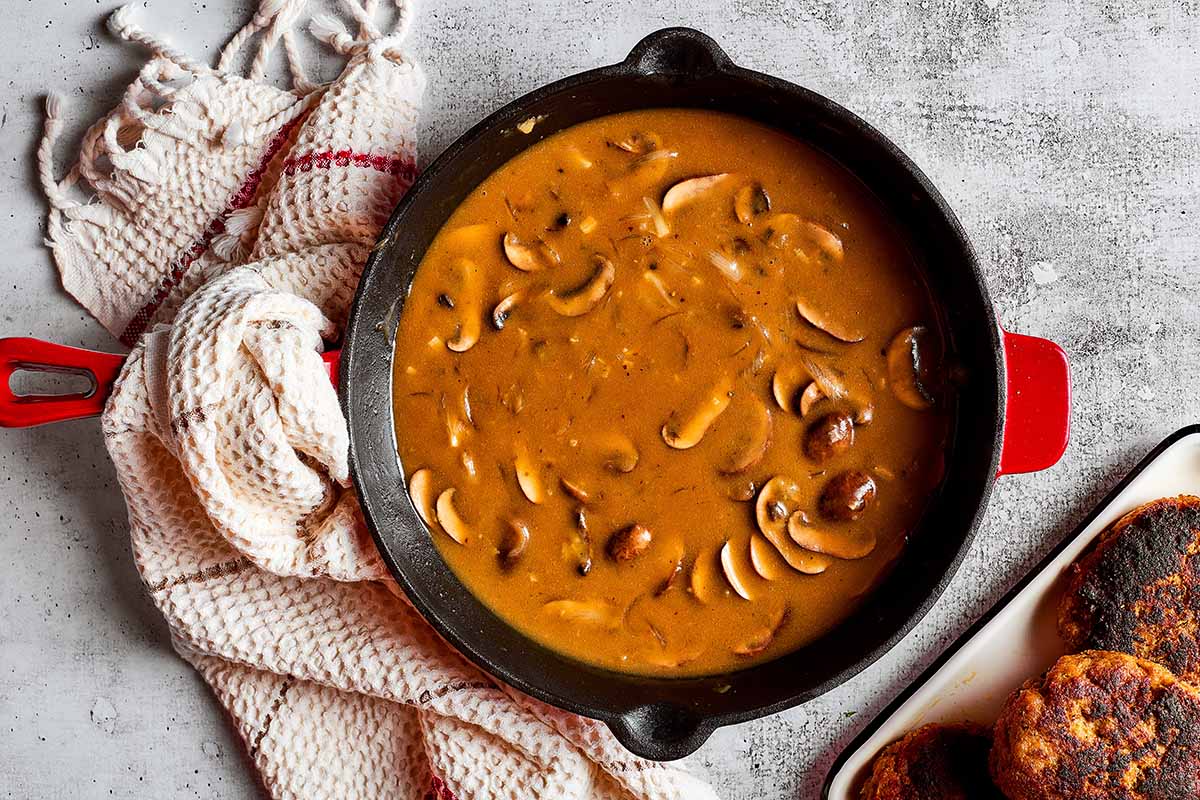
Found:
[514,445,547,504]
[625,150,678,186]
[749,533,786,580]
[755,477,833,574]
[597,431,639,473]
[803,410,855,463]
[717,398,773,475]
[797,221,844,266]
[787,514,876,559]
[499,518,531,568]
[772,368,805,413]
[662,375,735,449]
[503,233,558,272]
[799,381,825,417]
[734,183,771,224]
[607,523,652,563]
[408,468,437,528]
[610,131,661,154]
[765,526,833,575]
[542,599,620,629]
[689,549,720,603]
[732,609,788,657]
[641,644,705,669]
[763,214,844,266]
[886,325,941,410]
[491,291,522,330]
[661,173,732,214]
[818,470,878,522]
[546,254,616,317]
[755,476,802,541]
[720,540,753,600]
[795,298,865,343]
[765,214,843,262]
[442,223,493,250]
[434,488,469,545]
[445,257,482,352]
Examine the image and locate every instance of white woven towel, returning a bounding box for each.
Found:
[38,4,721,799]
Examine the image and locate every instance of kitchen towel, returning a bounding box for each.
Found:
[37,3,720,798]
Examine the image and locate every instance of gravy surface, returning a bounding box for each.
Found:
[392,109,949,676]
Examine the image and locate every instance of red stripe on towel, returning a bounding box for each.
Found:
[425,775,459,800]
[118,112,308,346]
[281,149,418,182]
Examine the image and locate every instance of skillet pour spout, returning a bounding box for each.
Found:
[623,27,734,78]
[340,26,1070,761]
[609,703,718,763]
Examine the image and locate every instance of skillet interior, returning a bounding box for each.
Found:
[342,28,1004,760]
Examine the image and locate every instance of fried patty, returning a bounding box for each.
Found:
[990,650,1200,800]
[859,722,1002,800]
[1058,495,1200,680]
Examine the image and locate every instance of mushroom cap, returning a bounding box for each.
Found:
[818,470,878,522]
[503,232,557,272]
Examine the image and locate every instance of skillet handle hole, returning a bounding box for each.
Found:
[7,366,96,399]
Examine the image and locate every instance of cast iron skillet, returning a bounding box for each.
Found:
[0,26,1069,761]
[340,28,1071,759]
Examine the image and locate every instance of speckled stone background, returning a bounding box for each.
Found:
[1,0,1197,797]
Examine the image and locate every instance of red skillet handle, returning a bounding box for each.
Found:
[0,337,340,428]
[0,337,125,427]
[997,329,1071,476]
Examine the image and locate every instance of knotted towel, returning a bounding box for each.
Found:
[38,4,721,798]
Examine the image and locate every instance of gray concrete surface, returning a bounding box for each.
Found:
[1,0,1197,797]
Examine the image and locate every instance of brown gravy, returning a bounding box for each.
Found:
[392,109,949,676]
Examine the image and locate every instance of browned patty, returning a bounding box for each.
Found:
[1058,495,1200,680]
[859,722,1002,800]
[990,650,1200,800]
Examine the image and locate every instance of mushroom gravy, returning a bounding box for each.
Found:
[392,109,950,676]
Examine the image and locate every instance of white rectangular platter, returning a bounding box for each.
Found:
[823,424,1200,799]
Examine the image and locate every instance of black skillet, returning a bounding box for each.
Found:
[339,28,1071,760]
[0,27,1070,761]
